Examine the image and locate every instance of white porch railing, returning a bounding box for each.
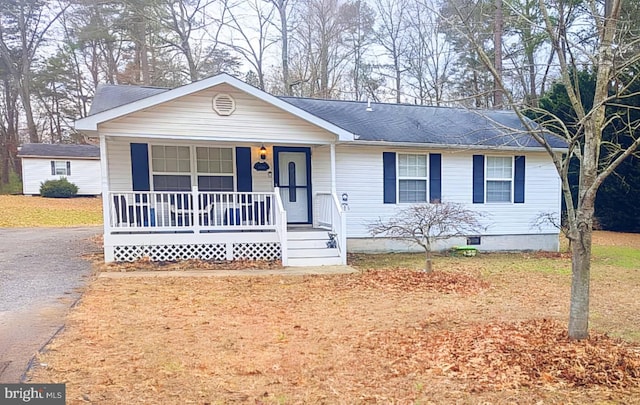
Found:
[108,190,278,232]
[315,192,347,265]
[274,187,288,266]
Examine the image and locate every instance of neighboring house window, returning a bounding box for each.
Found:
[151,145,191,191]
[51,161,70,176]
[196,147,234,191]
[485,156,513,203]
[398,154,428,203]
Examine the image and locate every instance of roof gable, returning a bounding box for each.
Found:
[76,73,354,141]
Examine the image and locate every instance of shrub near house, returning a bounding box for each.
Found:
[40,178,79,198]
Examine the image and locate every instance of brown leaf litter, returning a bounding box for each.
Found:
[339,267,490,294]
[364,318,640,392]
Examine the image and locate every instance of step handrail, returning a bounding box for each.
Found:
[274,187,288,266]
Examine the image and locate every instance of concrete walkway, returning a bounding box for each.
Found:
[98,265,358,278]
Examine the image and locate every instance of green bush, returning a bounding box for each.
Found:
[40,177,79,198]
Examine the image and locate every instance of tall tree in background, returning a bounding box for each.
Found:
[0,57,20,183]
[503,0,549,107]
[374,0,409,103]
[290,0,356,98]
[222,0,276,90]
[440,0,496,107]
[267,0,294,95]
[0,0,66,143]
[152,0,215,82]
[493,0,504,107]
[344,0,376,100]
[405,0,454,105]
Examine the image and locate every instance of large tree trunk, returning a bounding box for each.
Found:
[277,0,291,95]
[568,207,594,339]
[565,0,620,340]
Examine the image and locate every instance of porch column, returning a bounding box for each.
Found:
[99,135,114,262]
[100,135,110,233]
[330,143,337,195]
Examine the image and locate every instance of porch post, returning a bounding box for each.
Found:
[99,135,114,262]
[192,185,201,233]
[330,143,337,195]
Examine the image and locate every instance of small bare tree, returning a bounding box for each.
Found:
[368,203,486,272]
[532,211,571,250]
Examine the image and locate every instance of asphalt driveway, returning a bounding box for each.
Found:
[0,226,100,382]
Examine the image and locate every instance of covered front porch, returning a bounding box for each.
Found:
[100,138,346,267]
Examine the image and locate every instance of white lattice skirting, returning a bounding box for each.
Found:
[112,242,281,262]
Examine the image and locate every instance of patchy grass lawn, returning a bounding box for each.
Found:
[29,232,640,404]
[0,195,103,227]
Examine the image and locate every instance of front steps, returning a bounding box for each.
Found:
[286,229,343,266]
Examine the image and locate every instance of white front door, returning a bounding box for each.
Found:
[277,151,309,223]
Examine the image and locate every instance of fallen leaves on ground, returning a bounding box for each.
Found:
[101,257,283,272]
[528,251,572,259]
[341,267,490,294]
[365,318,640,392]
[30,267,640,404]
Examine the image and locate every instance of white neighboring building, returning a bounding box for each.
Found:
[19,143,101,196]
[74,73,566,266]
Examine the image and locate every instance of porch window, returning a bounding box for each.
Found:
[398,154,428,203]
[196,147,234,191]
[486,156,512,203]
[151,145,191,191]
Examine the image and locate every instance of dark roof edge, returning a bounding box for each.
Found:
[18,154,100,159]
[345,139,568,152]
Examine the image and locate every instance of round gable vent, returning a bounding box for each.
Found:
[212,93,236,116]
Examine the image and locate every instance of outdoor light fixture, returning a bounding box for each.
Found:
[254,145,270,171]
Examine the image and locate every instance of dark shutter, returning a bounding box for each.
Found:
[51,161,55,175]
[429,153,442,203]
[514,155,525,203]
[472,155,485,204]
[383,152,396,204]
[130,143,150,191]
[66,161,71,176]
[235,147,253,192]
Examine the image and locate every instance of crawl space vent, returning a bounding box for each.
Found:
[212,93,236,116]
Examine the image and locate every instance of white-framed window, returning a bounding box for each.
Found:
[196,147,234,191]
[51,161,70,176]
[398,153,428,203]
[151,145,191,191]
[486,156,513,203]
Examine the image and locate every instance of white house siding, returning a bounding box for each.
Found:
[22,158,101,195]
[326,145,561,252]
[105,137,133,191]
[106,137,331,192]
[99,84,336,145]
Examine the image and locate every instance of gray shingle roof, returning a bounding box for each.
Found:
[281,97,566,149]
[88,84,169,115]
[18,143,100,159]
[84,83,566,149]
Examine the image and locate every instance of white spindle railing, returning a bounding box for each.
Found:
[109,191,277,232]
[274,187,288,266]
[315,192,347,265]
